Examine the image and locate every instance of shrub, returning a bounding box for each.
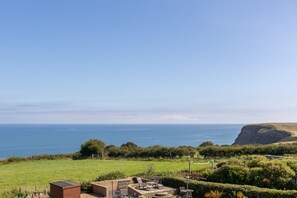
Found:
[162,177,297,198]
[236,191,244,198]
[0,189,28,198]
[3,154,74,164]
[29,153,74,160]
[204,190,223,198]
[120,142,138,151]
[96,171,125,181]
[199,144,297,158]
[206,157,295,189]
[199,141,215,147]
[208,165,250,185]
[104,145,120,157]
[80,181,93,192]
[143,164,156,179]
[7,157,23,163]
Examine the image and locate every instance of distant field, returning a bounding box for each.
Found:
[0,159,210,192]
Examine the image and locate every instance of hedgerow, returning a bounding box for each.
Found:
[162,177,297,198]
[199,144,297,158]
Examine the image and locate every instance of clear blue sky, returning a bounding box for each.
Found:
[1,1,297,124]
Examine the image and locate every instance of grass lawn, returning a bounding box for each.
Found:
[0,159,211,192]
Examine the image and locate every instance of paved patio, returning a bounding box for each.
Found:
[81,193,102,198]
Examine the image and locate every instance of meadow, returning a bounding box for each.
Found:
[0,159,210,192]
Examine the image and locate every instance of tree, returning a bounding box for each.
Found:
[105,145,120,157]
[120,142,138,151]
[80,139,105,158]
[199,141,215,147]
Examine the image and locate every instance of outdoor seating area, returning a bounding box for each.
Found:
[89,177,176,198]
[50,177,193,198]
[127,181,175,197]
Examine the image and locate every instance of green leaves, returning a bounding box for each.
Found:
[80,139,106,158]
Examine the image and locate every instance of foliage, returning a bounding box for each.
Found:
[204,157,295,190]
[287,161,297,180]
[105,144,197,159]
[204,190,223,198]
[199,144,297,158]
[236,191,244,198]
[14,192,28,198]
[143,164,156,179]
[80,139,106,158]
[80,181,93,192]
[96,171,126,181]
[199,141,215,147]
[0,189,28,198]
[216,158,244,168]
[104,145,120,157]
[208,165,250,185]
[1,153,75,164]
[7,157,23,163]
[162,177,297,198]
[121,142,138,150]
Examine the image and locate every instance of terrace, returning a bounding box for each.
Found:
[48,176,194,198]
[88,177,177,198]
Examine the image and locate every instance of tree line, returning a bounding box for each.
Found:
[79,139,197,159]
[79,139,297,159]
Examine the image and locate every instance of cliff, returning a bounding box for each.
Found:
[234,123,297,145]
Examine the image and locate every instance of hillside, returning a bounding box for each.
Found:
[234,123,297,145]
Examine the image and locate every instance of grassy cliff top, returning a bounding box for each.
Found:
[249,123,297,136]
[234,123,297,145]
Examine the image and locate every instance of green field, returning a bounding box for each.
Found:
[0,159,210,192]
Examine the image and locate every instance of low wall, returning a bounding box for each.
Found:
[91,178,133,197]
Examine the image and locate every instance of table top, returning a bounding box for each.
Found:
[181,189,194,193]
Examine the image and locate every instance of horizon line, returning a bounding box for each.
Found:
[0,122,246,125]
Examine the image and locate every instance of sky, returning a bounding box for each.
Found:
[1,1,297,124]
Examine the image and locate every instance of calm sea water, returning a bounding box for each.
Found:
[0,124,242,158]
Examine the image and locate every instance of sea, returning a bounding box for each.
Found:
[0,124,243,158]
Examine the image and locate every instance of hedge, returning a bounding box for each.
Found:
[161,177,297,198]
[199,144,297,158]
[1,153,75,164]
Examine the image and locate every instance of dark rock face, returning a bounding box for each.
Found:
[234,124,292,145]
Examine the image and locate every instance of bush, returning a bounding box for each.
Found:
[80,181,93,192]
[102,144,197,159]
[208,165,250,185]
[7,157,23,163]
[199,141,215,147]
[29,153,74,160]
[143,164,156,179]
[0,189,28,198]
[120,142,138,151]
[162,177,297,198]
[206,157,295,189]
[96,171,126,181]
[3,154,74,164]
[199,144,297,158]
[104,145,120,157]
[236,191,244,198]
[204,190,223,198]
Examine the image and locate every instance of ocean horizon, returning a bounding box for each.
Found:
[0,124,243,158]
